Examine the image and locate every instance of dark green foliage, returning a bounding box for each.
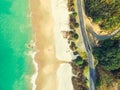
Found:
[93,38,120,71]
[69,31,79,40]
[73,33,79,40]
[74,22,79,28]
[74,56,83,66]
[85,0,120,30]
[96,77,101,87]
[72,12,77,17]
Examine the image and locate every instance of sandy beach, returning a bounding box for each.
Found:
[30,0,74,90]
[30,0,58,90]
[57,63,74,90]
[51,0,76,61]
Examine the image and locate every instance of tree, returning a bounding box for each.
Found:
[74,56,83,66]
[74,22,79,28]
[72,12,77,17]
[73,33,79,40]
[93,38,120,71]
[85,0,120,30]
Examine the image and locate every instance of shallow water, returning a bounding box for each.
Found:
[0,0,34,90]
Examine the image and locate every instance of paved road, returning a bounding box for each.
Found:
[77,0,95,90]
[87,27,120,40]
[86,19,120,40]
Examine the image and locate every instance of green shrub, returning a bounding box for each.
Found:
[74,22,79,28]
[72,12,77,17]
[75,56,83,65]
[73,33,79,40]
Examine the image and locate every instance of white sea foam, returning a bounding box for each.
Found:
[28,50,38,90]
[51,0,76,62]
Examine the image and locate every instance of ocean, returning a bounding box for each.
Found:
[0,0,34,90]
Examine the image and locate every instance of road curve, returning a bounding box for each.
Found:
[86,20,120,40]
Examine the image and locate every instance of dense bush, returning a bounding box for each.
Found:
[72,12,77,17]
[74,56,84,66]
[74,22,79,28]
[85,0,120,30]
[93,38,120,71]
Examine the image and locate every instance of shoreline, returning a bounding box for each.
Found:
[27,50,38,90]
[30,0,58,90]
[30,51,38,90]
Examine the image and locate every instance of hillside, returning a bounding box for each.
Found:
[85,0,120,31]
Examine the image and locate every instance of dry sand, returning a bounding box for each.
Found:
[57,63,74,90]
[51,0,76,61]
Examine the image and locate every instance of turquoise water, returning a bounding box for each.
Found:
[0,0,34,90]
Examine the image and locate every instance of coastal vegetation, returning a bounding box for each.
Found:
[68,0,80,51]
[68,0,79,29]
[69,31,79,40]
[93,37,120,71]
[95,65,118,90]
[71,59,89,90]
[80,52,87,59]
[69,41,78,51]
[74,22,79,28]
[93,36,120,89]
[68,0,120,89]
[68,0,75,12]
[84,0,120,89]
[72,12,77,17]
[85,0,120,31]
[74,56,83,66]
[69,14,79,29]
[68,0,90,89]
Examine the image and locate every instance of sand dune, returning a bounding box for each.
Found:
[51,0,76,61]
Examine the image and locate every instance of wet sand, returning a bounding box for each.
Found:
[30,0,59,90]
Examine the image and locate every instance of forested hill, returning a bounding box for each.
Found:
[85,0,120,31]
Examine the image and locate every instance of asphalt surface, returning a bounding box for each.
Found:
[86,24,120,40]
[77,0,95,90]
